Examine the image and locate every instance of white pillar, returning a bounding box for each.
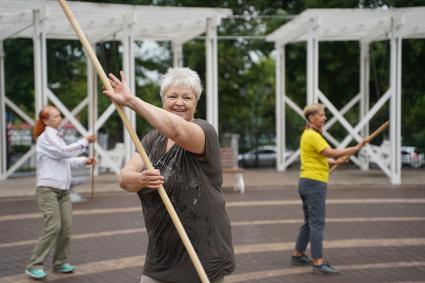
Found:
[29,9,47,178]
[275,43,286,171]
[307,32,319,105]
[0,41,6,180]
[172,41,183,67]
[87,46,98,175]
[206,17,219,133]
[359,41,370,170]
[389,21,402,185]
[122,34,136,163]
[33,9,47,114]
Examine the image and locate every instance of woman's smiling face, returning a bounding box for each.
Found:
[162,85,197,121]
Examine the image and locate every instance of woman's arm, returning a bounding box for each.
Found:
[39,129,94,159]
[129,97,205,154]
[328,157,347,166]
[321,140,367,159]
[69,157,96,168]
[103,71,205,154]
[118,153,164,193]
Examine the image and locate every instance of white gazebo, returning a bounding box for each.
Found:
[267,7,425,185]
[0,0,231,179]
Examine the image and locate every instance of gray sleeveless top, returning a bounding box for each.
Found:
[138,119,235,282]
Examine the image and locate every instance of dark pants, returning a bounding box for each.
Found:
[295,178,327,259]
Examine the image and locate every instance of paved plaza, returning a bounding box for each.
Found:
[1,168,425,282]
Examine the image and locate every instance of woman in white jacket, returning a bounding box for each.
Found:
[25,106,96,280]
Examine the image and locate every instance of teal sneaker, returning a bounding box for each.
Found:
[291,254,312,265]
[53,263,75,273]
[313,261,339,274]
[25,267,47,280]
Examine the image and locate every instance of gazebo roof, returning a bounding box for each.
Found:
[266,7,425,45]
[0,0,232,43]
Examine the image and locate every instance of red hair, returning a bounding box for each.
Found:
[32,106,55,140]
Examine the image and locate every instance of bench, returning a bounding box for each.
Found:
[220,147,245,193]
[367,140,391,167]
[98,142,125,173]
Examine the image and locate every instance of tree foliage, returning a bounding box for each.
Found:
[3,0,425,153]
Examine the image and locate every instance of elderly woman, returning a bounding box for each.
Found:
[103,68,235,283]
[291,103,366,274]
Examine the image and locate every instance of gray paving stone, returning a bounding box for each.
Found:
[1,169,425,282]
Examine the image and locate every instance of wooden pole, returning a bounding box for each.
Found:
[90,64,96,199]
[330,121,389,173]
[90,143,95,199]
[57,1,210,282]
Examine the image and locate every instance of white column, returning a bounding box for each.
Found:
[307,32,319,105]
[360,41,370,170]
[206,17,219,133]
[389,20,402,185]
[122,34,136,163]
[275,43,286,171]
[172,41,183,67]
[27,9,48,178]
[87,46,98,175]
[0,41,6,180]
[33,9,47,114]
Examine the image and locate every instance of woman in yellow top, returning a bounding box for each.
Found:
[291,103,366,274]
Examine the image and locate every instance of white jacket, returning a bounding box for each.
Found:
[36,126,89,190]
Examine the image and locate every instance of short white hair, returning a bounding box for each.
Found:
[160,67,202,100]
[303,103,325,121]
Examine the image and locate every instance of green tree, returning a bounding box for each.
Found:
[4,0,425,155]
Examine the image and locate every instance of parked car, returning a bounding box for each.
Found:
[401,146,424,168]
[367,141,424,169]
[238,145,294,167]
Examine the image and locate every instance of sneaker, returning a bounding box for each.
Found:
[25,267,47,280]
[313,261,339,274]
[53,263,75,273]
[291,254,312,266]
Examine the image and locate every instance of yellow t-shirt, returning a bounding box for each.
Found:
[300,129,330,183]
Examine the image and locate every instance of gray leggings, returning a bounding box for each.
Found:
[141,275,225,283]
[294,178,327,259]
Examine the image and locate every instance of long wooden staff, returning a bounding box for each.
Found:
[330,121,389,173]
[90,126,95,199]
[58,1,210,282]
[90,65,96,199]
